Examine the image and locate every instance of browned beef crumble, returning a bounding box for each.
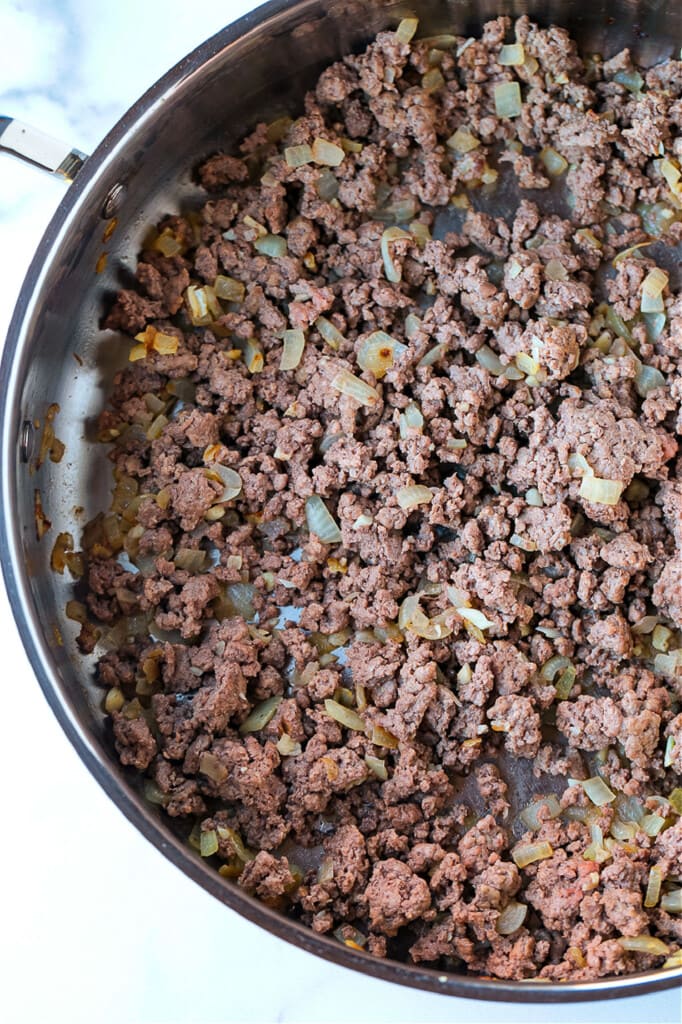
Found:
[75,16,682,981]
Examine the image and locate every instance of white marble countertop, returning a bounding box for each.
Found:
[0,2,680,1022]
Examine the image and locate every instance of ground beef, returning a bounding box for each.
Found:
[82,14,682,984]
[365,859,432,936]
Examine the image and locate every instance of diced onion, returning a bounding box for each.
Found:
[239,695,283,734]
[613,69,644,92]
[419,343,448,367]
[512,841,553,868]
[199,751,228,783]
[357,331,406,378]
[475,345,505,376]
[540,655,571,682]
[186,285,221,326]
[315,316,346,349]
[643,312,667,342]
[644,865,663,908]
[364,755,388,780]
[399,402,424,437]
[447,128,480,153]
[642,267,668,302]
[612,242,651,267]
[418,67,442,93]
[174,548,207,572]
[285,144,313,167]
[519,796,561,831]
[329,368,380,407]
[396,485,433,510]
[540,147,568,175]
[494,81,522,118]
[276,733,302,757]
[545,259,568,281]
[224,582,256,620]
[312,137,345,167]
[456,606,495,630]
[205,463,243,502]
[618,936,670,956]
[496,900,528,935]
[395,16,418,43]
[653,650,682,679]
[254,233,287,257]
[641,812,666,836]
[635,363,666,397]
[663,951,682,969]
[324,698,365,731]
[199,830,219,857]
[306,495,342,544]
[579,475,624,506]
[499,43,525,66]
[661,157,681,189]
[525,487,543,507]
[399,597,452,641]
[214,275,245,303]
[661,890,682,914]
[280,328,306,371]
[316,167,339,200]
[664,735,676,767]
[381,227,411,283]
[581,776,617,806]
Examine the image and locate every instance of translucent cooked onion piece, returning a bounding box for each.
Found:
[540,147,568,175]
[324,698,365,731]
[254,233,288,257]
[494,81,522,118]
[395,16,418,43]
[498,43,525,66]
[186,284,221,326]
[661,890,682,914]
[496,901,528,935]
[315,316,346,350]
[654,650,682,678]
[512,841,553,868]
[312,137,345,167]
[618,936,670,956]
[357,331,407,378]
[280,328,306,371]
[306,495,343,544]
[364,755,388,780]
[396,485,433,510]
[613,68,644,92]
[199,829,219,857]
[214,275,245,302]
[519,795,561,831]
[284,144,313,167]
[174,548,207,572]
[205,463,242,502]
[447,127,480,153]
[381,226,411,283]
[329,368,380,407]
[239,695,282,734]
[456,606,495,631]
[399,402,424,437]
[579,475,624,506]
[581,776,617,806]
[644,865,663,908]
[635,363,666,397]
[475,345,505,375]
[276,733,302,757]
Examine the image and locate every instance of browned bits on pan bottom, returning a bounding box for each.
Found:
[73,12,682,981]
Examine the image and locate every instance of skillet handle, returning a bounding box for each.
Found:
[0,116,88,181]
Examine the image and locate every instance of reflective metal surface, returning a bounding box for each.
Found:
[1,0,681,1002]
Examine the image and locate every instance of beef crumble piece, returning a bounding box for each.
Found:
[85,14,682,983]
